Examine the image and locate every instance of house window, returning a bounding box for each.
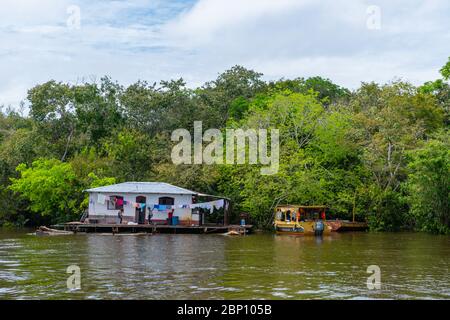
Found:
[107,195,124,210]
[158,197,174,205]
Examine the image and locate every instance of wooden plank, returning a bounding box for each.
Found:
[60,222,253,234]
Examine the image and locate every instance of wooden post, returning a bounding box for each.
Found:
[224,199,229,226]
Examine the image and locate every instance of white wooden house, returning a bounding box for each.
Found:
[85,182,200,225]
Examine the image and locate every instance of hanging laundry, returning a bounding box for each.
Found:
[212,199,224,210]
[189,200,225,213]
[159,205,166,211]
[216,199,224,208]
[117,198,124,206]
[140,203,146,209]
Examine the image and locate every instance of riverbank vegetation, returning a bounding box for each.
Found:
[1,59,448,233]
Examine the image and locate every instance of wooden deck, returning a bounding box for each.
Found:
[56,223,253,235]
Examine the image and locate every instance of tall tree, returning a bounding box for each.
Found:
[405,131,449,234]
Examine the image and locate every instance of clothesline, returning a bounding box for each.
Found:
[93,194,225,213]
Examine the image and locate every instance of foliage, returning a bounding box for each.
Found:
[9,159,79,222]
[0,60,449,233]
[405,131,449,234]
[8,158,115,224]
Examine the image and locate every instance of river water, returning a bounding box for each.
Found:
[0,229,448,299]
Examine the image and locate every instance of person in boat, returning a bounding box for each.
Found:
[276,209,283,221]
[298,208,305,221]
[286,210,291,222]
[118,208,124,224]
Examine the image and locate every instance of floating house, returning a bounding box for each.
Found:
[85,182,226,226]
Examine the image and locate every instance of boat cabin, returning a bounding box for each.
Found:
[275,205,328,222]
[274,205,331,235]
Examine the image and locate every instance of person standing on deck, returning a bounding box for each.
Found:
[118,208,124,224]
[147,207,153,225]
[168,209,174,225]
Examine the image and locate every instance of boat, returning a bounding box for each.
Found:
[35,226,74,236]
[274,205,332,235]
[327,220,368,232]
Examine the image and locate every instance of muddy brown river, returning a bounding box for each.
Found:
[0,229,448,299]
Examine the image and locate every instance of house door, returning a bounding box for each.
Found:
[135,196,146,224]
[158,197,175,224]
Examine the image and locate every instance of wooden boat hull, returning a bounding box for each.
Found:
[275,221,332,235]
[276,225,305,235]
[327,220,368,232]
[35,226,73,236]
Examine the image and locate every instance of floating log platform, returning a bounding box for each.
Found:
[54,223,253,235]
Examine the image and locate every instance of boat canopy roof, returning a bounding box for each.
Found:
[276,205,328,209]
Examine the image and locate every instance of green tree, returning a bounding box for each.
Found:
[419,57,450,124]
[405,131,449,234]
[439,57,450,80]
[350,81,444,230]
[9,159,80,222]
[74,77,124,148]
[268,76,350,106]
[27,81,77,161]
[103,129,157,181]
[197,65,265,126]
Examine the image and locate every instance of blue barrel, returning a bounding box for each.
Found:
[240,219,246,226]
[172,216,179,226]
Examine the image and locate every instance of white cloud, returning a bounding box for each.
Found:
[0,0,69,26]
[164,0,314,45]
[0,0,449,108]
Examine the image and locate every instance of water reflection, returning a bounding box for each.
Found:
[0,229,448,299]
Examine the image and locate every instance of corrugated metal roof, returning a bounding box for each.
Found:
[85,182,198,195]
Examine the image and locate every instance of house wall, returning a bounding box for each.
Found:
[88,192,195,224]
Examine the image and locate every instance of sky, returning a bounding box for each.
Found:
[0,0,449,109]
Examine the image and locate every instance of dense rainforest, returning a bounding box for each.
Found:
[0,58,449,233]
